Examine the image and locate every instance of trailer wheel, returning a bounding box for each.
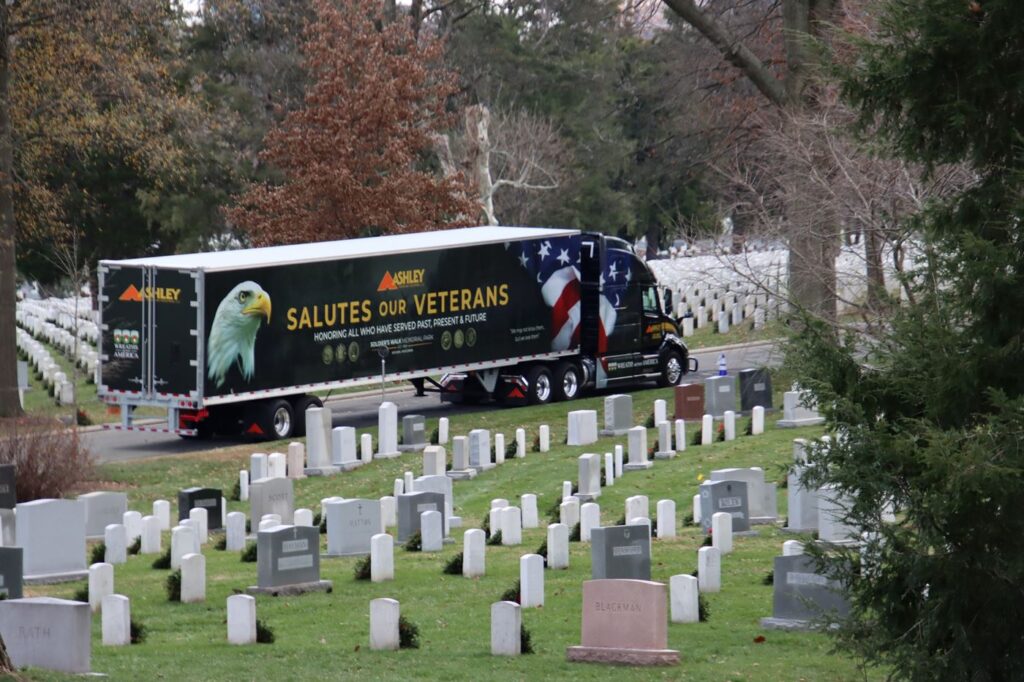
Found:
[525,365,553,405]
[290,395,323,436]
[261,399,295,440]
[552,361,582,402]
[658,349,685,387]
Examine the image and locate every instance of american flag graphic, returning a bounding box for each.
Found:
[514,236,629,352]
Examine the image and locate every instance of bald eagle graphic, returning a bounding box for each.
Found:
[207,281,272,388]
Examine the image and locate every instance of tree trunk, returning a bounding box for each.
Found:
[464,105,496,225]
[0,5,22,418]
[864,222,886,310]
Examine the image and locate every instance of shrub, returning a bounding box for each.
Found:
[403,532,422,552]
[166,570,181,602]
[151,548,171,570]
[744,419,753,436]
[130,618,147,644]
[701,534,713,547]
[256,619,275,644]
[429,427,439,445]
[72,584,89,602]
[398,615,420,649]
[213,534,227,551]
[240,542,258,562]
[716,422,725,442]
[531,434,540,452]
[682,513,694,526]
[762,570,774,586]
[0,417,94,501]
[645,413,655,428]
[534,539,548,561]
[545,498,561,525]
[698,594,710,622]
[487,530,503,546]
[229,479,241,502]
[90,542,106,565]
[614,515,626,526]
[520,624,535,654]
[353,555,371,581]
[499,580,521,604]
[128,537,141,555]
[506,439,517,457]
[691,428,702,446]
[480,512,490,535]
[76,409,92,427]
[443,552,463,575]
[568,522,581,542]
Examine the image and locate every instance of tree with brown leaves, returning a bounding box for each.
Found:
[228,0,475,245]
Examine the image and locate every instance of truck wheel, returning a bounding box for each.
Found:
[290,395,323,436]
[261,399,295,440]
[525,365,553,405]
[658,349,685,387]
[552,361,583,402]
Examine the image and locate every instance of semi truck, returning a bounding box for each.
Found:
[98,226,695,440]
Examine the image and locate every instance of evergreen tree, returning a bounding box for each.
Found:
[791,1,1024,679]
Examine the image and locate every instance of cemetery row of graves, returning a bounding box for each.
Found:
[0,376,881,680]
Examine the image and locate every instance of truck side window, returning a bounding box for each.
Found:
[642,286,658,313]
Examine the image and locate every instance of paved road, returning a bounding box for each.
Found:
[83,340,780,463]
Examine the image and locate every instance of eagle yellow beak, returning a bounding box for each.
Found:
[243,291,271,323]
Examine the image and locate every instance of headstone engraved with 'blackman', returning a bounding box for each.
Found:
[178,487,224,531]
[566,579,679,666]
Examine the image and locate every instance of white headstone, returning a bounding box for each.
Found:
[393,478,404,498]
[614,445,624,477]
[180,553,206,603]
[580,502,600,543]
[361,434,374,463]
[294,508,314,527]
[332,427,360,470]
[701,414,714,445]
[494,433,506,465]
[670,574,699,623]
[692,494,702,526]
[403,471,415,496]
[249,453,268,482]
[370,533,393,582]
[227,594,257,645]
[380,496,397,528]
[423,446,446,477]
[153,499,171,530]
[604,453,614,486]
[539,424,550,452]
[519,554,544,608]
[226,512,246,551]
[567,410,598,445]
[624,426,652,471]
[463,529,485,578]
[698,546,721,592]
[286,442,305,479]
[89,563,113,613]
[561,481,572,500]
[171,525,195,570]
[438,417,449,444]
[547,523,569,570]
[239,470,249,501]
[268,452,286,478]
[751,406,765,435]
[101,594,131,646]
[655,421,675,459]
[654,399,667,425]
[782,540,804,556]
[104,524,127,565]
[369,597,401,650]
[421,511,443,552]
[559,498,580,529]
[141,515,161,554]
[674,420,686,452]
[625,495,649,521]
[377,402,400,458]
[122,511,142,542]
[189,507,209,545]
[520,494,539,529]
[577,453,601,498]
[491,601,522,656]
[305,408,333,471]
[723,411,736,441]
[656,499,676,539]
[515,428,526,457]
[711,511,733,554]
[500,507,522,546]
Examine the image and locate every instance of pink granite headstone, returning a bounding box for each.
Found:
[566,579,679,666]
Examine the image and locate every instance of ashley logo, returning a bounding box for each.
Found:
[119,284,182,303]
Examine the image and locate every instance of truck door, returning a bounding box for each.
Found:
[99,265,147,396]
[640,283,666,372]
[150,268,199,401]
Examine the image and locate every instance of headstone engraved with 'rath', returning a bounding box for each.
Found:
[0,597,92,673]
[248,525,332,596]
[325,499,381,557]
[178,487,224,531]
[566,579,679,666]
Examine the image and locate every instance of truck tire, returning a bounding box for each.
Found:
[658,349,685,387]
[525,365,554,405]
[290,395,324,436]
[261,399,296,440]
[552,361,583,402]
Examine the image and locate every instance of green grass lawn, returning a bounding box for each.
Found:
[22,386,878,681]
